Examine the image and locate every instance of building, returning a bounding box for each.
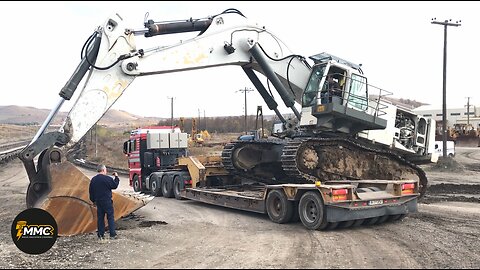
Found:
[413,104,480,131]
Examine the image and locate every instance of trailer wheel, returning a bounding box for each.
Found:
[375,215,389,225]
[396,214,407,221]
[337,220,355,229]
[266,189,293,224]
[133,175,142,192]
[150,175,162,197]
[326,222,339,230]
[364,216,379,226]
[162,176,174,198]
[173,175,184,200]
[298,191,328,230]
[352,219,364,227]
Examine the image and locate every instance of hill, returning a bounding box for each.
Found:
[0,105,165,127]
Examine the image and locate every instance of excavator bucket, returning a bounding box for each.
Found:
[25,149,153,236]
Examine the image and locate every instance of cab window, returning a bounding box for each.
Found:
[348,74,368,110]
[302,64,326,107]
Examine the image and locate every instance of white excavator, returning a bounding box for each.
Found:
[19,8,437,235]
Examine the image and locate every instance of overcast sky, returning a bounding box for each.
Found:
[0,1,477,118]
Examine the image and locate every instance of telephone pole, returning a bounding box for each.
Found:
[204,110,207,131]
[466,97,471,126]
[431,18,461,158]
[198,109,201,131]
[236,87,254,134]
[167,97,175,132]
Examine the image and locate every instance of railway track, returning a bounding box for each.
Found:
[0,140,129,176]
[0,141,29,165]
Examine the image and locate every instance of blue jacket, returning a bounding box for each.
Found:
[89,174,120,203]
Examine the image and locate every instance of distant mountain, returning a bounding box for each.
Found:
[0,105,165,127]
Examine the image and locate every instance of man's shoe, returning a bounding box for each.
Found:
[110,235,118,240]
[98,236,106,243]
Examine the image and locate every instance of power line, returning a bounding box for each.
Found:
[236,87,254,134]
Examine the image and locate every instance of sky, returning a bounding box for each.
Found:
[0,1,478,119]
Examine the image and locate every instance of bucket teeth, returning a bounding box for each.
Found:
[119,190,155,203]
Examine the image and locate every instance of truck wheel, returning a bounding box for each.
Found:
[162,176,174,198]
[133,175,142,192]
[173,175,184,200]
[298,191,328,230]
[266,189,293,224]
[150,176,162,197]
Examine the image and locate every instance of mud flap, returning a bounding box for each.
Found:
[33,161,153,236]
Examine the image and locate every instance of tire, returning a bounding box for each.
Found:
[326,222,339,230]
[337,220,355,229]
[161,175,174,198]
[173,175,184,200]
[298,191,328,230]
[396,214,407,221]
[150,175,162,197]
[352,219,364,227]
[375,215,389,225]
[133,175,142,192]
[364,217,380,226]
[266,189,294,224]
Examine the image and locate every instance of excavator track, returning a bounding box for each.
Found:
[221,140,286,185]
[221,137,427,198]
[280,137,428,198]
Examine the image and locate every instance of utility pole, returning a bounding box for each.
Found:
[167,97,175,132]
[431,18,461,158]
[204,110,206,131]
[236,87,254,134]
[466,97,471,126]
[94,123,97,158]
[198,109,201,131]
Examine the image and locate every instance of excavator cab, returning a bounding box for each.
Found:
[300,52,388,134]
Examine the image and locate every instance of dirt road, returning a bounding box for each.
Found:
[0,148,479,268]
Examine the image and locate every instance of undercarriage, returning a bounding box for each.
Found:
[221,136,428,198]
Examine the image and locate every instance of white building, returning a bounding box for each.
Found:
[413,104,480,130]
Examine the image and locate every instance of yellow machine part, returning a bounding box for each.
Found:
[35,161,152,236]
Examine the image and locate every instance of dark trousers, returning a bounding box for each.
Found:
[96,200,116,237]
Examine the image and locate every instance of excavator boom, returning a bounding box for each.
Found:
[19,14,148,236]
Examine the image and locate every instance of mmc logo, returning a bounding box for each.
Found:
[11,208,58,255]
[16,221,55,240]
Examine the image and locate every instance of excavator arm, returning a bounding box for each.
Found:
[19,9,312,235]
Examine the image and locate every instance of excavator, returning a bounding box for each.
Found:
[19,8,437,235]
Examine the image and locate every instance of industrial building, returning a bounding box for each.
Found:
[413,104,480,130]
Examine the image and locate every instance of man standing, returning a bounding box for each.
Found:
[89,164,120,240]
